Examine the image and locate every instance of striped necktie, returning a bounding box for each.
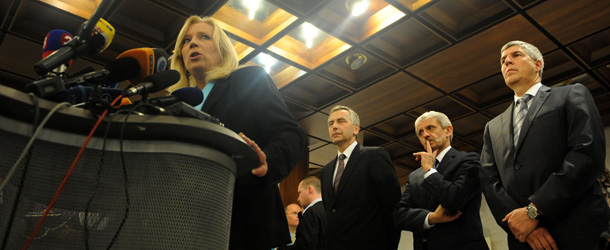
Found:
[334,154,346,191]
[513,94,532,147]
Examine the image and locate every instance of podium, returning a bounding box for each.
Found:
[0,85,257,249]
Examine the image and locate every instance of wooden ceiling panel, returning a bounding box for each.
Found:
[307,135,328,152]
[368,114,415,140]
[110,0,186,48]
[362,130,392,147]
[298,112,332,143]
[451,138,479,153]
[318,48,398,90]
[308,0,406,43]
[451,112,490,138]
[418,0,514,40]
[280,73,351,109]
[406,15,555,93]
[308,143,337,167]
[152,0,226,16]
[283,99,314,121]
[382,142,414,160]
[11,0,83,42]
[453,74,511,109]
[363,18,449,67]
[542,50,583,85]
[323,72,444,127]
[568,29,610,69]
[527,0,610,44]
[407,96,474,121]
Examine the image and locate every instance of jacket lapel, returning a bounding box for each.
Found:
[201,77,230,112]
[516,85,550,152]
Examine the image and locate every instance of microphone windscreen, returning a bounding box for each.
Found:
[143,70,180,93]
[116,47,169,85]
[105,57,140,82]
[43,30,73,56]
[83,18,115,54]
[171,87,203,107]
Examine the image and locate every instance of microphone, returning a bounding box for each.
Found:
[147,87,203,107]
[62,57,140,88]
[116,47,169,85]
[34,18,115,75]
[42,29,74,72]
[123,70,180,97]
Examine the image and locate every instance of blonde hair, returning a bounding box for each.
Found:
[168,16,241,93]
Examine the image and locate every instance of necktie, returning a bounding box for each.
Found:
[334,154,346,191]
[513,94,532,147]
[433,159,439,169]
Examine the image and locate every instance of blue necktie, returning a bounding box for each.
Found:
[433,159,439,169]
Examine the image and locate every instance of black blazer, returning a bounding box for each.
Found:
[279,201,327,250]
[202,66,306,249]
[480,83,610,249]
[321,144,401,250]
[394,148,488,250]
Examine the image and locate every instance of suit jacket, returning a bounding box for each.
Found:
[202,66,306,249]
[394,148,488,250]
[321,144,401,250]
[480,83,609,249]
[279,201,327,250]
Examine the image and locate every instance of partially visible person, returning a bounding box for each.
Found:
[285,203,302,245]
[170,16,306,249]
[321,105,401,250]
[279,176,326,250]
[394,111,488,250]
[480,40,609,250]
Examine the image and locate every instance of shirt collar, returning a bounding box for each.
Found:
[337,140,358,159]
[514,82,542,103]
[303,198,322,213]
[436,145,452,163]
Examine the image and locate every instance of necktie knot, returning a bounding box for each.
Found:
[518,94,532,106]
[434,159,440,169]
[339,154,346,161]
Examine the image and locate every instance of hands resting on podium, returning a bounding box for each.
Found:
[239,132,268,177]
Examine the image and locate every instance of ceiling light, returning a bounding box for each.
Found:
[345,53,367,70]
[243,0,261,20]
[346,0,371,16]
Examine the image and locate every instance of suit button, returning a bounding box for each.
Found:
[332,209,336,213]
[515,165,521,170]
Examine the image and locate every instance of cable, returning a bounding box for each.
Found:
[104,103,142,250]
[0,101,70,192]
[21,95,123,250]
[83,110,115,250]
[1,93,41,250]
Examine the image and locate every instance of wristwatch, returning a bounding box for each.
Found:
[526,203,539,220]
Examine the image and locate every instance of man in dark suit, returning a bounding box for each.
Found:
[394,111,489,250]
[279,176,326,250]
[321,105,401,250]
[480,40,609,250]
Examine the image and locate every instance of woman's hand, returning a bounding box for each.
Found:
[239,133,268,177]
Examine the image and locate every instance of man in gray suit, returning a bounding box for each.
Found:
[480,40,609,250]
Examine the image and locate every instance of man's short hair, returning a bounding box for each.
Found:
[501,40,544,78]
[300,176,321,194]
[329,105,360,126]
[414,111,453,142]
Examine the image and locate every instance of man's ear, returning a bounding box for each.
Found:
[445,125,453,139]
